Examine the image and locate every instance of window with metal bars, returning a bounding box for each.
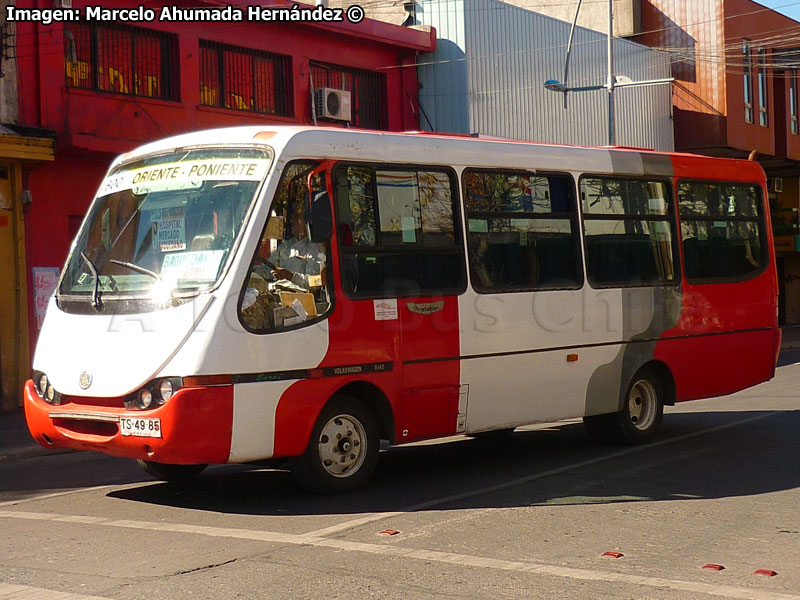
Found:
[758,48,768,127]
[64,22,178,101]
[310,62,387,129]
[743,40,754,124]
[199,41,292,117]
[791,70,798,135]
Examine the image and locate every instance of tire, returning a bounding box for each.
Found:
[137,460,207,482]
[290,394,379,494]
[582,413,614,444]
[608,366,664,445]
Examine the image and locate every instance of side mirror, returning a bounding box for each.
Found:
[309,190,332,243]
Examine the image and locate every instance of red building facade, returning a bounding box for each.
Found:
[15,0,434,357]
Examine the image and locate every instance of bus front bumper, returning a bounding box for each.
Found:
[24,380,233,465]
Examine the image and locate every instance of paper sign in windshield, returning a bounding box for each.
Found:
[161,250,224,282]
[151,206,186,252]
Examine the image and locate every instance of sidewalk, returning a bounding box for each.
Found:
[781,325,800,350]
[0,409,56,461]
[3,328,800,461]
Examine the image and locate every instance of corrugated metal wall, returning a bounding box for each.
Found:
[418,0,674,151]
[417,0,470,134]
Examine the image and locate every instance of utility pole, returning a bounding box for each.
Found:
[606,0,615,146]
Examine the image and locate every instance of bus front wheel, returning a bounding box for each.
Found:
[137,460,207,482]
[290,395,379,494]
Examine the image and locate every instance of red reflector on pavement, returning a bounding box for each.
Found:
[601,551,623,558]
[754,569,778,577]
[701,564,725,571]
[378,529,400,536]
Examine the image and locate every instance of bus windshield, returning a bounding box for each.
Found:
[58,147,272,311]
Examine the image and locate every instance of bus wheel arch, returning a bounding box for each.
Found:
[290,391,381,494]
[335,381,395,444]
[647,360,676,407]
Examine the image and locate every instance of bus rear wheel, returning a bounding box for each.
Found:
[290,395,379,494]
[137,460,207,482]
[583,366,664,445]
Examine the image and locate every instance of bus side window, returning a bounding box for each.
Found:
[580,177,676,288]
[333,164,465,298]
[463,170,581,292]
[238,161,333,333]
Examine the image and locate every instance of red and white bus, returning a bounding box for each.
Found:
[25,127,780,493]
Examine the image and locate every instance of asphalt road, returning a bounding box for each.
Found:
[2,352,800,599]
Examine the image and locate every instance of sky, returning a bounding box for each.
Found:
[759,0,800,21]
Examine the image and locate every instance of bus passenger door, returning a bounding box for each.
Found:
[397,296,463,442]
[331,164,467,443]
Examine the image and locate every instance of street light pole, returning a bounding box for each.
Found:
[543,0,673,146]
[606,0,615,146]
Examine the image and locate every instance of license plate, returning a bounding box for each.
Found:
[119,416,162,438]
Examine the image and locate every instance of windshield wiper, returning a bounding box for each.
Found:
[110,259,162,282]
[110,260,181,306]
[80,251,103,311]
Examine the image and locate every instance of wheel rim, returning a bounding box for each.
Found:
[317,414,367,478]
[627,379,658,431]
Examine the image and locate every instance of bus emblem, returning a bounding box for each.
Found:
[407,301,445,315]
[79,371,93,390]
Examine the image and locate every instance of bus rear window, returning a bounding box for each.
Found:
[678,181,765,282]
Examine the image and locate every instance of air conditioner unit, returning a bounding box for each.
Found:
[54,0,73,7]
[771,177,784,192]
[314,88,351,122]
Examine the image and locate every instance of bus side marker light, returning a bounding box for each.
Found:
[754,569,778,577]
[379,529,400,536]
[309,369,323,379]
[183,375,232,387]
[567,354,579,362]
[601,551,623,558]
[701,564,725,571]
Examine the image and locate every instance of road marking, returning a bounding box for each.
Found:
[0,583,111,599]
[1,510,798,600]
[303,410,781,538]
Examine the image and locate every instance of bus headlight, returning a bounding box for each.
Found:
[137,388,153,409]
[46,384,56,403]
[158,379,174,402]
[125,378,183,410]
[37,373,48,398]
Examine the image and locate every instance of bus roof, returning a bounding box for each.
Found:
[113,126,766,182]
